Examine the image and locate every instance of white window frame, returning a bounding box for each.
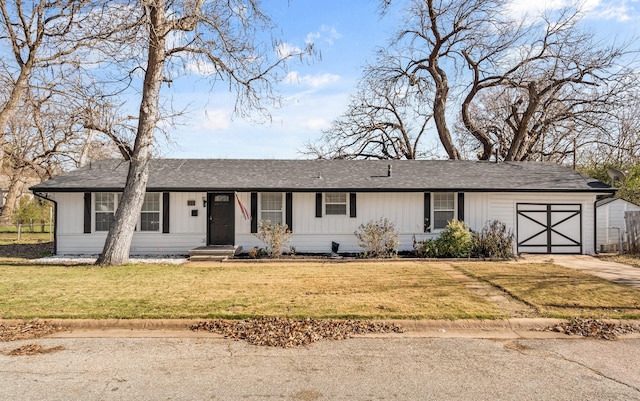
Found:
[95,192,117,232]
[432,192,456,231]
[325,192,347,216]
[94,192,162,233]
[259,192,284,225]
[140,193,161,232]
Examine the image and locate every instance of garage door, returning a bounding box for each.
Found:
[516,203,582,254]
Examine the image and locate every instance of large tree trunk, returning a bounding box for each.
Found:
[96,3,166,266]
[431,68,460,160]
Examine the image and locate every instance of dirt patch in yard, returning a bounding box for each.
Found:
[0,242,53,259]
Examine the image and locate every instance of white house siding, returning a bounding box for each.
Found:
[52,190,599,256]
[596,199,640,249]
[53,191,207,256]
[235,192,426,254]
[465,192,598,255]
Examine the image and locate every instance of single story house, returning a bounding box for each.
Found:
[596,197,640,252]
[30,159,615,256]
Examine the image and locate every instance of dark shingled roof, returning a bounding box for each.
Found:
[30,159,614,193]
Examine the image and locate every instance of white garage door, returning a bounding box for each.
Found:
[516,203,582,254]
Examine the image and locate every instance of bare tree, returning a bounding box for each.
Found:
[0,82,116,223]
[322,0,639,163]
[458,8,637,162]
[386,0,512,159]
[305,49,435,160]
[0,1,131,157]
[95,0,313,266]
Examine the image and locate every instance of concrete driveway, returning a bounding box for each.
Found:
[520,254,640,289]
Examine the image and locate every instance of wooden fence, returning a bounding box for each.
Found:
[626,211,640,254]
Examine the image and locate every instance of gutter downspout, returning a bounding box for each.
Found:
[33,192,57,255]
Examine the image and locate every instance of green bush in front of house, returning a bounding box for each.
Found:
[414,219,472,258]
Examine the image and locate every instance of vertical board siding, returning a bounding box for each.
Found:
[54,190,600,255]
[169,192,207,234]
[55,193,85,235]
[596,200,640,248]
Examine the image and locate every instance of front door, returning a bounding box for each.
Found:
[207,193,235,245]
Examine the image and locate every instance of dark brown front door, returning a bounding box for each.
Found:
[208,193,235,245]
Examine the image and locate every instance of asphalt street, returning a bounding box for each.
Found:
[1,335,639,401]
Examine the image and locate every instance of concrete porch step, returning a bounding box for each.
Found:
[188,245,242,261]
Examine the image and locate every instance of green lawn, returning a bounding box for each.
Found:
[455,262,640,319]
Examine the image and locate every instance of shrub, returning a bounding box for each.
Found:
[413,219,472,258]
[413,236,439,258]
[354,218,399,258]
[254,220,292,258]
[472,220,515,259]
[436,219,472,257]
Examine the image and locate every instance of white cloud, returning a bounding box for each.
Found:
[305,24,343,46]
[506,0,639,22]
[305,118,330,130]
[276,42,303,59]
[587,0,640,22]
[284,71,340,88]
[199,109,231,130]
[184,59,216,76]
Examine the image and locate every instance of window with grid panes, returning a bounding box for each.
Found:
[260,193,283,224]
[140,193,160,231]
[325,192,347,215]
[95,193,115,231]
[433,192,455,230]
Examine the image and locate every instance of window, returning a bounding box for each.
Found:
[433,192,455,230]
[140,193,160,231]
[95,193,116,231]
[325,192,347,215]
[260,193,283,224]
[94,192,162,232]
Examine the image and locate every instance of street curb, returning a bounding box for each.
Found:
[3,318,639,340]
[1,318,566,331]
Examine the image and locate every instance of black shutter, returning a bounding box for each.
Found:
[83,192,91,233]
[424,192,431,233]
[315,193,322,218]
[457,192,465,222]
[250,192,258,233]
[349,193,357,218]
[162,192,170,233]
[285,192,293,232]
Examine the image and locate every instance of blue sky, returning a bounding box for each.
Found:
[160,0,640,160]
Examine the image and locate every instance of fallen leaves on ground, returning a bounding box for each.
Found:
[546,318,640,340]
[4,344,65,356]
[190,317,405,347]
[0,320,65,342]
